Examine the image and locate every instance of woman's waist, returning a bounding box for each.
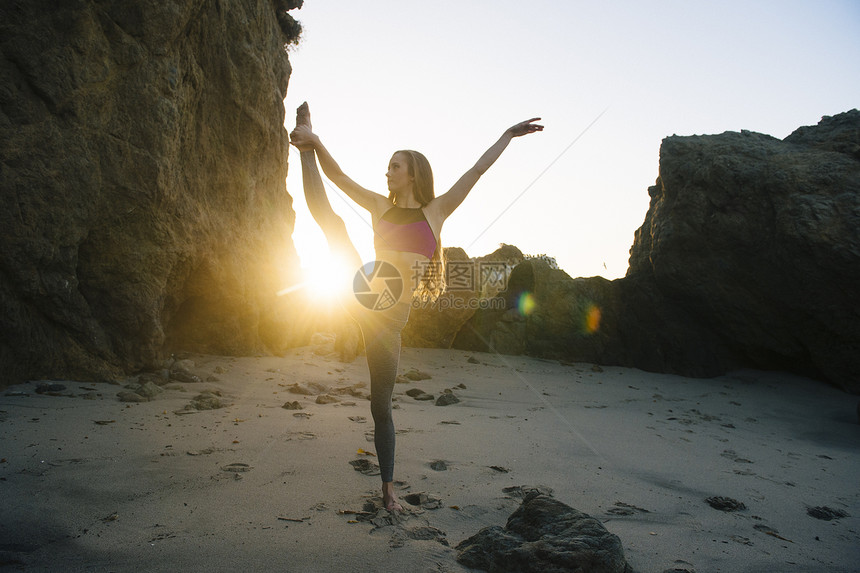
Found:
[373,250,434,288]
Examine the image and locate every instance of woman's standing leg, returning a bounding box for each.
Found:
[361,305,409,510]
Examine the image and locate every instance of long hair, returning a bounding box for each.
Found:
[390,150,445,301]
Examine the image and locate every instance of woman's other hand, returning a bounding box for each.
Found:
[506,118,544,138]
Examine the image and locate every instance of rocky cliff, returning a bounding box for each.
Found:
[0,0,305,385]
[453,111,860,393]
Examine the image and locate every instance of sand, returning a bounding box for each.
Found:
[1,339,858,572]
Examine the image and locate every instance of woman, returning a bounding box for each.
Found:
[290,103,542,511]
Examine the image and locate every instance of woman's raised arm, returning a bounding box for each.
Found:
[430,118,543,221]
[290,124,389,214]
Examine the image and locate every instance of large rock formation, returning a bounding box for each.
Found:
[452,111,860,393]
[0,0,306,385]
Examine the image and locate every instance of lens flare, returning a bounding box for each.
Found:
[585,304,601,333]
[517,292,536,316]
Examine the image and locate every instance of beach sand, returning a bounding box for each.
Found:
[1,339,858,572]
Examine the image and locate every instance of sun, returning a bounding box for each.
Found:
[277,221,358,305]
[302,254,354,303]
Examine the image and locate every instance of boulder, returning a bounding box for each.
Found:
[627,110,860,390]
[453,111,860,393]
[456,492,632,573]
[0,0,307,386]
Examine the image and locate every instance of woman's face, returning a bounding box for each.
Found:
[386,152,414,197]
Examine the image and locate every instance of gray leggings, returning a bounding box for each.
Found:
[298,149,408,483]
[360,302,410,483]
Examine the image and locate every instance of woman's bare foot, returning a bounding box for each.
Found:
[295,101,311,129]
[290,102,314,150]
[382,481,403,512]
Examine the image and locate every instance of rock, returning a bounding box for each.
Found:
[0,0,307,388]
[806,506,849,521]
[405,388,435,400]
[625,112,860,391]
[35,383,67,395]
[403,492,443,510]
[169,369,202,384]
[403,368,432,381]
[456,492,632,573]
[453,111,860,393]
[188,391,223,410]
[117,390,148,403]
[282,401,303,410]
[435,393,460,406]
[289,382,329,396]
[705,496,746,512]
[429,460,447,471]
[129,381,163,399]
[315,394,339,404]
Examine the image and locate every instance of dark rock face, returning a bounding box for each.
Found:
[453,111,860,393]
[0,0,305,384]
[628,110,860,390]
[456,493,632,573]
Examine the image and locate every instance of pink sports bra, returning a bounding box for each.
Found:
[373,207,437,259]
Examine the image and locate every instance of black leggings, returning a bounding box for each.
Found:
[298,149,407,483]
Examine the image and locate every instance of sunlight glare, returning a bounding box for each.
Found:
[301,252,355,306]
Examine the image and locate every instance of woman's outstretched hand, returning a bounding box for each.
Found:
[506,118,544,138]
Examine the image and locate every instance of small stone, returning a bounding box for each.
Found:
[705,496,746,512]
[282,401,303,410]
[403,492,443,509]
[806,506,849,521]
[404,368,432,381]
[117,390,148,403]
[467,356,480,364]
[170,369,201,384]
[35,383,67,394]
[133,381,163,398]
[316,394,339,404]
[189,391,223,410]
[429,460,447,471]
[435,393,460,406]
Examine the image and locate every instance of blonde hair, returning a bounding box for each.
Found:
[390,150,445,301]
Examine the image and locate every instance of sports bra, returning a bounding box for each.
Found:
[373,207,437,259]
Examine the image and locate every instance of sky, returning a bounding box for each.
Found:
[282,0,860,280]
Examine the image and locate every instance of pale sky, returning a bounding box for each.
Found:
[283,0,860,280]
